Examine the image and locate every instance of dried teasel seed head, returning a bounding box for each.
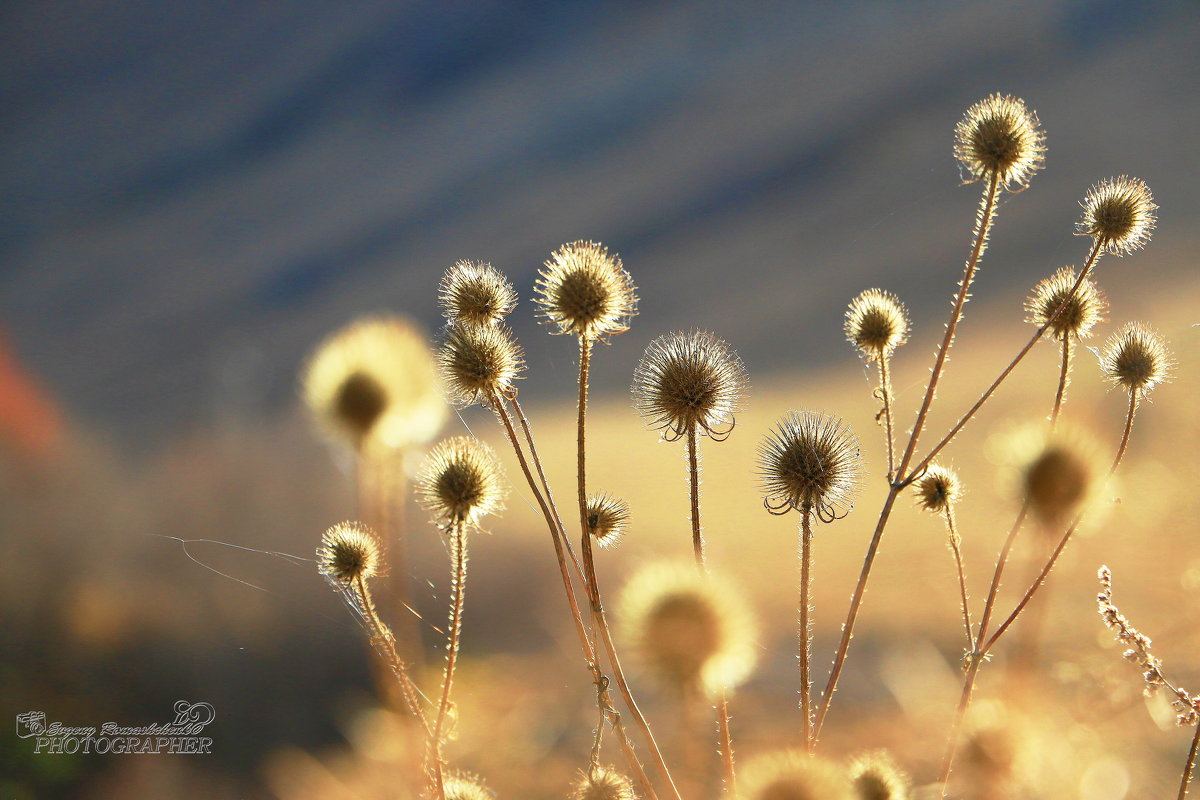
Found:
[758,411,863,520]
[302,316,446,453]
[1024,266,1108,341]
[416,436,507,526]
[439,260,518,328]
[586,493,630,550]
[571,767,638,800]
[1008,424,1100,526]
[619,562,757,696]
[443,773,494,800]
[1078,176,1156,255]
[1101,322,1172,396]
[847,751,910,800]
[632,330,748,441]
[913,464,961,514]
[844,289,910,360]
[953,93,1045,190]
[535,240,637,341]
[741,750,854,800]
[438,322,524,407]
[317,521,381,585]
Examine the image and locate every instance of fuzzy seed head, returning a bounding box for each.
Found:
[443,773,494,800]
[913,464,961,514]
[845,289,910,360]
[759,411,863,519]
[417,436,507,526]
[847,751,910,800]
[953,94,1045,189]
[741,750,854,800]
[1009,426,1100,526]
[1101,322,1171,396]
[317,521,381,585]
[438,323,524,407]
[586,493,630,550]
[535,241,637,340]
[1078,176,1156,255]
[1025,266,1108,341]
[439,260,518,327]
[571,767,638,800]
[633,330,748,440]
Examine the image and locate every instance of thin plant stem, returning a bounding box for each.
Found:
[800,505,815,753]
[1180,721,1200,799]
[877,350,897,482]
[350,575,430,734]
[945,508,974,649]
[1050,336,1073,426]
[430,518,468,795]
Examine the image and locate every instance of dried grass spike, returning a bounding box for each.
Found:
[1101,322,1172,396]
[1078,176,1156,255]
[535,240,637,340]
[632,330,748,440]
[417,436,507,526]
[571,766,638,800]
[758,410,863,520]
[438,322,524,407]
[440,260,518,327]
[845,289,910,360]
[1024,266,1107,341]
[585,493,630,549]
[953,93,1045,190]
[317,521,381,586]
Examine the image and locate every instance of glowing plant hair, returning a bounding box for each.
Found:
[585,493,630,550]
[535,240,637,341]
[632,330,747,441]
[1077,176,1156,255]
[1101,322,1172,397]
[845,289,909,360]
[438,322,525,408]
[847,751,910,800]
[440,260,518,328]
[416,436,507,527]
[759,410,863,521]
[1025,266,1107,341]
[317,521,381,586]
[953,93,1045,190]
[443,773,494,800]
[739,749,854,800]
[571,767,639,800]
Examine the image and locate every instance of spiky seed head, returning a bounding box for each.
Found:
[953,94,1045,190]
[632,330,748,440]
[438,323,524,407]
[416,436,507,526]
[845,289,910,360]
[586,493,630,550]
[847,751,910,800]
[302,316,446,453]
[443,773,494,800]
[1025,266,1108,341]
[758,411,863,519]
[741,750,855,800]
[439,260,518,328]
[571,767,638,800]
[1078,176,1156,255]
[913,464,961,514]
[535,241,637,340]
[1101,322,1172,396]
[317,521,381,585]
[1009,425,1100,526]
[619,562,757,696]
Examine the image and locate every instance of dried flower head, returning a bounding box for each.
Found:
[632,330,748,440]
[847,751,910,800]
[585,493,630,549]
[845,289,910,360]
[443,773,494,800]
[1078,176,1156,255]
[1008,424,1100,525]
[439,260,518,327]
[913,464,961,514]
[1101,322,1172,396]
[571,767,638,800]
[302,316,446,453]
[1025,266,1108,341]
[759,411,863,520]
[417,436,507,527]
[317,521,381,586]
[619,562,757,695]
[953,94,1045,189]
[535,241,637,340]
[438,322,524,407]
[740,750,854,800]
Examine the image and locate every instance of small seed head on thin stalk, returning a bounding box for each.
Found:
[1077,176,1156,255]
[443,773,495,800]
[416,436,507,527]
[632,330,748,440]
[913,464,961,514]
[1101,322,1172,396]
[740,749,854,800]
[585,493,630,550]
[758,411,863,520]
[439,260,518,328]
[1008,424,1100,526]
[953,94,1046,190]
[317,521,381,586]
[438,322,524,407]
[1025,266,1108,341]
[571,767,639,800]
[535,241,637,341]
[847,751,911,800]
[845,289,910,360]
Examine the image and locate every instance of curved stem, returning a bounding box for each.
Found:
[945,509,974,649]
[1050,337,1072,426]
[1181,723,1200,800]
[878,352,897,482]
[351,575,430,734]
[800,506,814,753]
[430,520,468,793]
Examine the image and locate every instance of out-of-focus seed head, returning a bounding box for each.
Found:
[1077,176,1156,255]
[740,750,854,800]
[953,94,1046,190]
[571,767,638,800]
[416,436,507,527]
[439,260,518,328]
[845,289,910,360]
[438,323,524,407]
[443,773,494,800]
[847,751,910,800]
[1010,425,1101,526]
[317,521,381,586]
[535,241,637,341]
[1025,266,1108,341]
[913,464,961,514]
[632,330,748,441]
[759,411,863,520]
[1101,322,1172,396]
[586,493,630,550]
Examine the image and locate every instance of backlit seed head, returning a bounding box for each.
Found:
[633,330,748,441]
[535,241,637,340]
[302,316,446,453]
[759,411,863,520]
[1101,322,1172,396]
[571,767,638,800]
[416,436,507,526]
[317,521,381,585]
[439,260,518,327]
[1078,176,1156,255]
[953,94,1045,190]
[1009,425,1100,525]
[847,751,910,800]
[1025,266,1108,341]
[443,773,494,800]
[586,493,630,550]
[741,750,854,800]
[845,289,910,360]
[619,562,757,696]
[913,464,961,514]
[438,323,524,407]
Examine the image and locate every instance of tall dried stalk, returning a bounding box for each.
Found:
[429,518,468,798]
[799,505,815,752]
